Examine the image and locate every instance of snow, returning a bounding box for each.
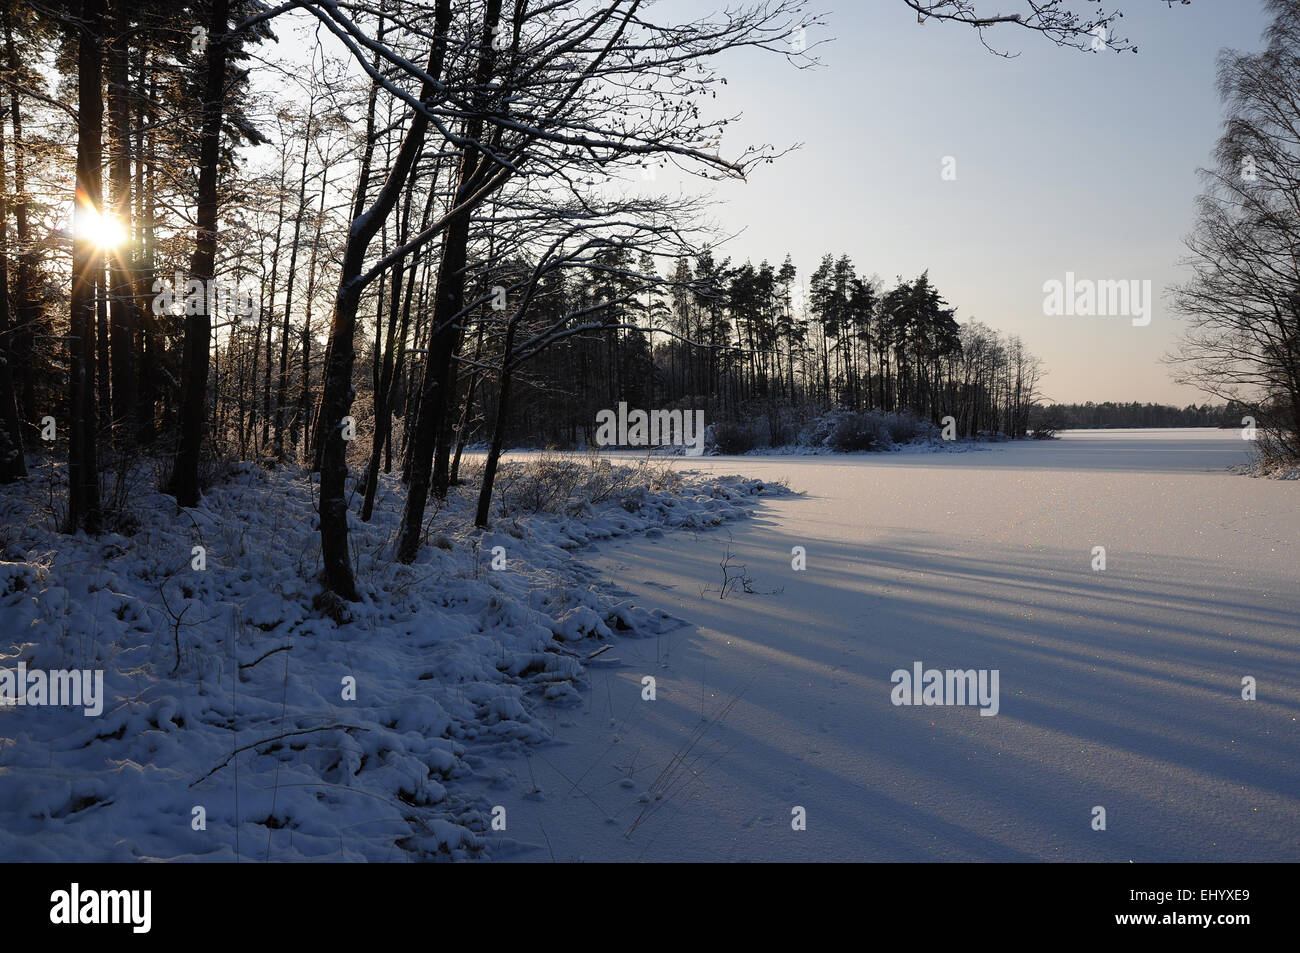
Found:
[1,429,1295,862]
[486,429,1300,861]
[0,457,781,860]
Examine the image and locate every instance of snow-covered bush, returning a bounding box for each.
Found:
[796,408,939,452]
[878,411,939,445]
[796,411,840,448]
[1255,427,1300,473]
[708,420,757,455]
[825,411,893,452]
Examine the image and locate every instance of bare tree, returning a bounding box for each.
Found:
[315,0,454,600]
[1168,0,1300,463]
[466,195,701,527]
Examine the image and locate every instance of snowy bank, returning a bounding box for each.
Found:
[0,457,787,861]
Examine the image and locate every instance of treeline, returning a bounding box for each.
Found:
[1031,401,1233,431]
[0,0,840,603]
[512,253,1045,448]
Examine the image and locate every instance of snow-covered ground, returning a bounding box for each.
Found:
[1,429,1295,862]
[488,429,1300,861]
[0,456,782,860]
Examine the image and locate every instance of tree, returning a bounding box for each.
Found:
[396,0,507,565]
[169,0,269,505]
[0,83,26,482]
[1168,0,1300,464]
[105,0,138,446]
[316,0,455,598]
[67,0,106,531]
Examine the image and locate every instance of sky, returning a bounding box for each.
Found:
[646,0,1272,405]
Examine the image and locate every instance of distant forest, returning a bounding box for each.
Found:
[1030,401,1236,432]
[506,255,1044,450]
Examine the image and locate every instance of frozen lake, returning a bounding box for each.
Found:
[498,429,1300,861]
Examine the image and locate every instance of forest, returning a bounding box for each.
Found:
[0,0,1061,600]
[0,0,1295,606]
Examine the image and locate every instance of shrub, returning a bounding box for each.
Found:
[878,411,939,444]
[493,452,680,518]
[708,420,756,455]
[766,407,802,446]
[826,411,892,452]
[1256,427,1300,469]
[797,412,839,448]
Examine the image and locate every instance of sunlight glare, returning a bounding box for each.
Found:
[74,202,127,250]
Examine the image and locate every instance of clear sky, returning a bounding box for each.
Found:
[650,0,1272,405]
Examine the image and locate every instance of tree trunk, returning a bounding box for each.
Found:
[3,12,36,441]
[275,106,315,459]
[96,262,111,431]
[450,311,488,486]
[108,19,136,445]
[293,160,330,459]
[136,53,158,445]
[0,102,26,482]
[170,0,230,506]
[398,207,471,562]
[475,357,514,529]
[68,0,106,531]
[361,173,421,522]
[316,0,451,598]
[398,0,503,564]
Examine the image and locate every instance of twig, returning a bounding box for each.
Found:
[239,644,294,671]
[189,725,368,788]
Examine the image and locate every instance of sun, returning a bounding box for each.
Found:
[74,201,127,250]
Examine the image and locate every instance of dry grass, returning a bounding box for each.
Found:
[493,451,681,518]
